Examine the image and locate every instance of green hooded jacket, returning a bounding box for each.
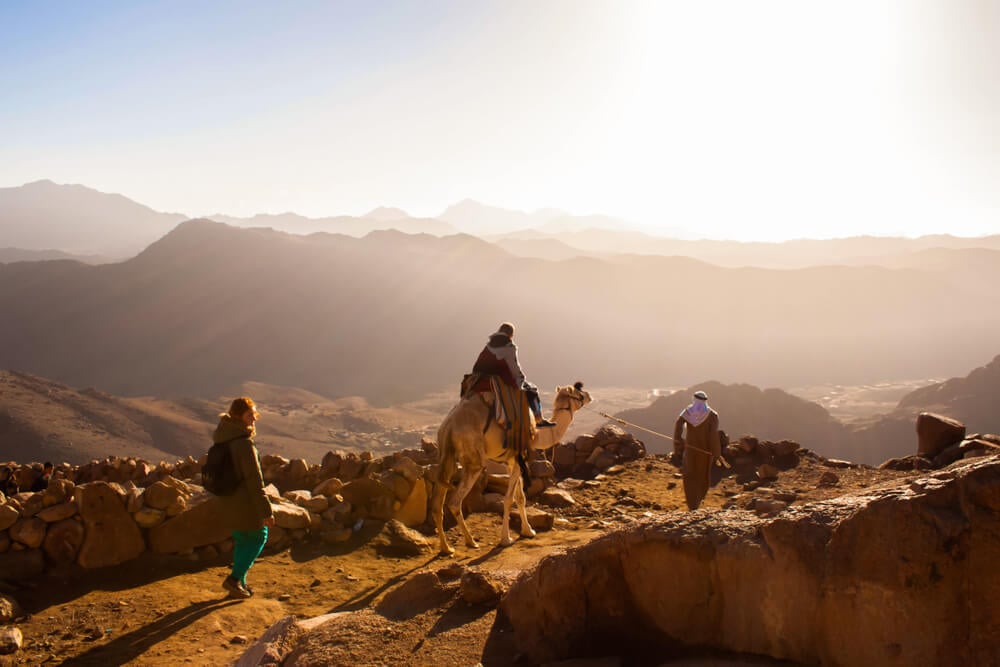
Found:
[213,415,274,532]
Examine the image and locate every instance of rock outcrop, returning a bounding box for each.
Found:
[501,455,1000,667]
[916,412,966,458]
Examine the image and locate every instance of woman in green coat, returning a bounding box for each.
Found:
[215,397,274,599]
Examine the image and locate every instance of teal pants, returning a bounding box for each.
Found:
[231,527,268,585]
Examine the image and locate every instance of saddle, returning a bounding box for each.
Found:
[460,373,534,457]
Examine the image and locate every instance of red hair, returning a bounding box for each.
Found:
[227,397,258,419]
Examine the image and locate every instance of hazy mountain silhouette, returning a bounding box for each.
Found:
[439,199,571,236]
[494,237,591,260]
[493,229,1000,269]
[0,180,185,255]
[2,220,1000,409]
[0,248,110,264]
[617,381,851,458]
[363,206,411,221]
[206,211,455,237]
[7,179,1000,268]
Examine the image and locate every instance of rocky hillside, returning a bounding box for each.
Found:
[617,381,850,457]
[617,356,1000,465]
[844,354,1000,463]
[0,371,209,464]
[895,354,1000,431]
[0,371,444,465]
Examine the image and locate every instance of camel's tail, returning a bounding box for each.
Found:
[516,452,531,486]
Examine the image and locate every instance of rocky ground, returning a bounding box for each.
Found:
[0,447,923,667]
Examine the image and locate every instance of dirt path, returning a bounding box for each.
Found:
[6,453,910,666]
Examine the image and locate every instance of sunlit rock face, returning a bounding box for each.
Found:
[502,455,1000,667]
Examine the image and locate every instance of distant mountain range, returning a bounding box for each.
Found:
[4,180,1000,268]
[2,219,1000,408]
[0,180,185,256]
[0,247,110,264]
[205,210,458,238]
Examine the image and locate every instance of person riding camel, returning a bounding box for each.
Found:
[472,322,556,428]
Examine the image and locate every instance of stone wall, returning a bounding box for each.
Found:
[0,428,646,578]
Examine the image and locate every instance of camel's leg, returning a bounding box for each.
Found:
[448,466,483,548]
[515,472,536,538]
[431,479,453,555]
[500,463,520,547]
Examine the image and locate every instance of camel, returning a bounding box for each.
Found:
[432,382,592,555]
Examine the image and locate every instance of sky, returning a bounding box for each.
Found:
[1,0,998,241]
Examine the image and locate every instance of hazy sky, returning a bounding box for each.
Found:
[1,0,997,240]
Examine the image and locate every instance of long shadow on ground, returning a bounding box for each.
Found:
[328,555,439,613]
[59,599,241,666]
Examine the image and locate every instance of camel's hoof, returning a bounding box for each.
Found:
[465,540,480,549]
[439,546,456,557]
[499,536,514,547]
[520,528,537,539]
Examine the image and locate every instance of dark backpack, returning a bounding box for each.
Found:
[202,439,242,496]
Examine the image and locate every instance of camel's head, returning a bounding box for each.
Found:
[553,381,592,414]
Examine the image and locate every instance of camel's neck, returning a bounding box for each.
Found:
[533,400,575,450]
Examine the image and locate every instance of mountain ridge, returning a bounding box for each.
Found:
[2,220,999,407]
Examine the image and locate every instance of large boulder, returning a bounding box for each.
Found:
[36,501,77,523]
[134,507,166,528]
[375,571,456,620]
[272,501,312,530]
[148,493,228,554]
[0,627,22,655]
[312,477,344,498]
[41,479,75,507]
[143,477,190,511]
[460,570,507,606]
[43,518,85,564]
[17,493,44,518]
[0,594,21,624]
[76,482,145,568]
[502,455,1000,666]
[552,444,576,469]
[916,413,966,458]
[283,490,312,506]
[391,456,423,484]
[539,488,576,508]
[509,507,555,532]
[530,460,556,480]
[374,519,430,557]
[302,495,329,514]
[9,518,46,549]
[880,455,934,472]
[392,478,428,528]
[340,478,396,521]
[0,504,19,532]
